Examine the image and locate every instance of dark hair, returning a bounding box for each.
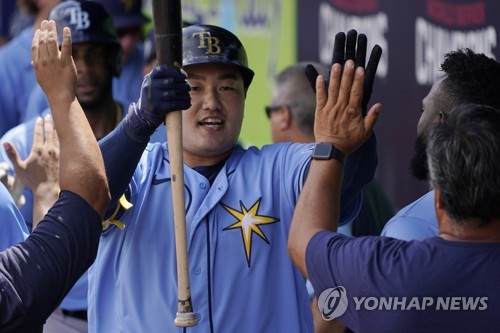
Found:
[440,49,500,110]
[427,103,500,225]
[17,0,38,16]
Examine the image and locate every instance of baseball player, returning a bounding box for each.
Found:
[0,19,109,332]
[23,0,161,142]
[88,25,379,332]
[0,1,125,330]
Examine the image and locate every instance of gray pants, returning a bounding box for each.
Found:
[43,308,88,333]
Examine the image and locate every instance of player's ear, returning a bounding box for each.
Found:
[270,105,292,131]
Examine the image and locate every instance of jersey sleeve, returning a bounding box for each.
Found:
[0,191,101,332]
[305,230,411,331]
[99,123,149,218]
[380,191,438,240]
[381,215,438,240]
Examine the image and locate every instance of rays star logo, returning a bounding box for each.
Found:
[222,198,279,267]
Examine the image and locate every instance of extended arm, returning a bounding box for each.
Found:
[100,65,191,216]
[288,61,381,277]
[0,20,110,331]
[32,20,110,214]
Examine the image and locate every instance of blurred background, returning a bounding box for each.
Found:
[2,0,499,210]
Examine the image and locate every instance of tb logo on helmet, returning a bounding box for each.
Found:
[67,7,90,30]
[192,32,222,55]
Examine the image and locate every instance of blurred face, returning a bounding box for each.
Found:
[117,26,142,63]
[182,64,246,167]
[72,43,113,109]
[416,77,446,136]
[268,90,286,143]
[411,76,446,180]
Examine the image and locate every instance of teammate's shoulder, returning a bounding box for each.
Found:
[245,142,313,155]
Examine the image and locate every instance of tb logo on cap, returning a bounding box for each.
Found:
[67,7,90,30]
[192,32,221,55]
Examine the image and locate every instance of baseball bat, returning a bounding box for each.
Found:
[151,0,197,327]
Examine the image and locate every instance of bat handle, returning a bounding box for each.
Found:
[166,111,198,327]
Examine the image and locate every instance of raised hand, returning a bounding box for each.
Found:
[31,20,76,108]
[305,29,382,115]
[314,60,381,155]
[4,115,60,226]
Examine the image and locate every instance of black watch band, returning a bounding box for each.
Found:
[311,143,345,165]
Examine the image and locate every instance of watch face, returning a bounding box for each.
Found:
[313,143,333,159]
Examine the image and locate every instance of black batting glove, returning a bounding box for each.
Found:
[305,29,382,115]
[137,65,191,128]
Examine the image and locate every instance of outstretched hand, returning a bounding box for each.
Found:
[32,20,76,107]
[4,115,60,227]
[4,115,60,195]
[305,29,382,114]
[314,60,381,155]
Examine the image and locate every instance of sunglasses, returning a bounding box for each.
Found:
[264,105,282,118]
[265,103,297,119]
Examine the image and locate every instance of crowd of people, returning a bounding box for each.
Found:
[0,0,499,332]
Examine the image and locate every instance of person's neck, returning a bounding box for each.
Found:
[438,215,500,242]
[183,149,233,168]
[85,99,121,140]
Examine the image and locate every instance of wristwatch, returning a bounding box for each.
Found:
[311,143,345,165]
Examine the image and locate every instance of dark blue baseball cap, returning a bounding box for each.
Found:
[96,0,149,30]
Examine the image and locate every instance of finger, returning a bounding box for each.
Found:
[3,142,24,172]
[348,66,365,115]
[31,28,41,65]
[345,29,357,61]
[315,75,328,110]
[43,114,54,145]
[60,26,72,64]
[31,117,44,149]
[327,63,342,104]
[363,45,382,113]
[337,60,356,107]
[355,34,367,68]
[46,20,58,58]
[364,103,382,134]
[305,64,320,94]
[39,20,49,61]
[332,32,346,65]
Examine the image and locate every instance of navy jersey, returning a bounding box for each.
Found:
[307,231,500,332]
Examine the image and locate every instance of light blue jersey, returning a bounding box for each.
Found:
[381,191,438,240]
[0,183,28,251]
[0,27,37,136]
[89,139,375,333]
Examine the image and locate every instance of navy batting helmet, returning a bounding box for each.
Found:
[183,25,254,88]
[49,0,122,76]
